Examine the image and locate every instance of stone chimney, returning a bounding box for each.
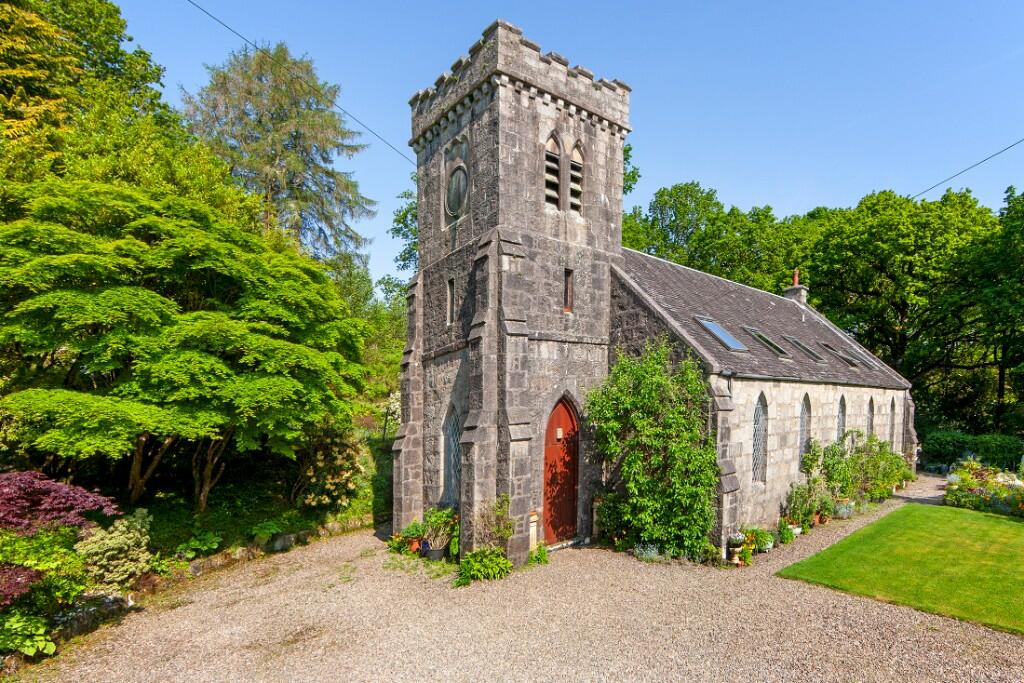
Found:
[783,268,808,305]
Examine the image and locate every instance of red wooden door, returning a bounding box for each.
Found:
[544,399,579,543]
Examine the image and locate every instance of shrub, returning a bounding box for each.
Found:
[0,564,42,610]
[453,547,513,587]
[777,519,795,544]
[0,528,88,613]
[527,543,548,566]
[586,342,719,559]
[972,434,1024,471]
[0,471,117,533]
[422,507,457,551]
[73,509,152,592]
[0,609,54,657]
[784,482,816,530]
[944,459,1024,518]
[173,530,221,560]
[293,427,365,510]
[250,520,284,546]
[922,430,975,465]
[743,527,774,552]
[475,495,514,549]
[821,441,855,499]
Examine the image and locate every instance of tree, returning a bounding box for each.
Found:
[808,190,997,382]
[967,188,1024,432]
[622,143,640,195]
[1,0,164,180]
[183,43,374,256]
[0,0,79,169]
[585,341,719,559]
[389,173,418,272]
[623,180,816,293]
[0,180,365,510]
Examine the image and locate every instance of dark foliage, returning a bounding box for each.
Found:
[0,471,118,533]
[0,563,42,609]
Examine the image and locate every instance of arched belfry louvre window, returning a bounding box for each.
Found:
[544,137,561,208]
[569,146,583,213]
[836,395,847,442]
[799,394,812,462]
[867,398,875,437]
[889,397,897,446]
[752,393,768,484]
[440,405,463,508]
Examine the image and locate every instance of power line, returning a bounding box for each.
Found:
[911,135,1024,199]
[184,0,416,166]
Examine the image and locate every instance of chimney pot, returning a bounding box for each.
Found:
[784,270,808,305]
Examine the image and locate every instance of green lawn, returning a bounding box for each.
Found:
[778,503,1024,635]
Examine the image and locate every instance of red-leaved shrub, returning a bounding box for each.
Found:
[0,563,43,609]
[0,471,118,533]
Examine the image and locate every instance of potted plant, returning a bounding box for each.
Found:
[399,520,426,554]
[726,532,745,564]
[747,527,774,553]
[422,507,457,561]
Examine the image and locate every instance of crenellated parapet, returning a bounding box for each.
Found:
[409,20,631,153]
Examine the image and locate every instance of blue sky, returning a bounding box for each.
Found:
[119,1,1024,283]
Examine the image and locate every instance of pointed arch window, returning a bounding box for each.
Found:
[867,398,875,437]
[889,397,897,446]
[752,393,768,484]
[799,394,812,462]
[544,137,561,208]
[440,405,463,508]
[836,395,847,442]
[569,146,583,213]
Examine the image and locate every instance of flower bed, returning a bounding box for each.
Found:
[944,459,1024,519]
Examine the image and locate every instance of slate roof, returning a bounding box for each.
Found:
[618,248,910,390]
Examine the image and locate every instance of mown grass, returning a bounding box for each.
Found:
[778,503,1024,635]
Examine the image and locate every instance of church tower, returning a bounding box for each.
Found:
[393,20,630,563]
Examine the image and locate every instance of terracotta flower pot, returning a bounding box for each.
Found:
[408,538,421,554]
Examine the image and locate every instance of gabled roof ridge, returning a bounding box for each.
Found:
[621,247,799,307]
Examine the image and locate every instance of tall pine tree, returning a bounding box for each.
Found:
[183,43,374,256]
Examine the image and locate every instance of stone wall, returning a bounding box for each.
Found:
[396,20,631,564]
[718,376,912,528]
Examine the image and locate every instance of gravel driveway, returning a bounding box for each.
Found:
[21,476,1023,682]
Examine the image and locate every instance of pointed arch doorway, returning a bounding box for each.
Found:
[544,398,579,544]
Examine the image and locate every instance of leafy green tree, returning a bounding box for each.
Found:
[808,190,997,382]
[0,180,365,510]
[0,0,79,169]
[183,42,374,256]
[623,180,815,293]
[968,188,1024,432]
[1,0,164,180]
[389,173,418,272]
[586,341,719,558]
[622,143,640,195]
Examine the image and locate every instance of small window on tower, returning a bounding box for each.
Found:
[544,137,561,208]
[563,269,574,313]
[569,147,583,213]
[446,279,455,326]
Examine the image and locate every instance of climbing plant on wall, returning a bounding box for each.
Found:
[586,340,719,559]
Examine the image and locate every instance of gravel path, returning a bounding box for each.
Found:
[21,475,1023,682]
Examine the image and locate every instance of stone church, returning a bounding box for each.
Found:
[392,20,917,564]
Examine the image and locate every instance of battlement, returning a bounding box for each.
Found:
[409,20,631,150]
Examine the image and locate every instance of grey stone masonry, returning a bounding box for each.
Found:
[394,19,630,565]
[395,19,917,561]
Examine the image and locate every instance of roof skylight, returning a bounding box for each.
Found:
[695,316,747,352]
[744,327,789,357]
[820,342,859,368]
[784,335,826,362]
